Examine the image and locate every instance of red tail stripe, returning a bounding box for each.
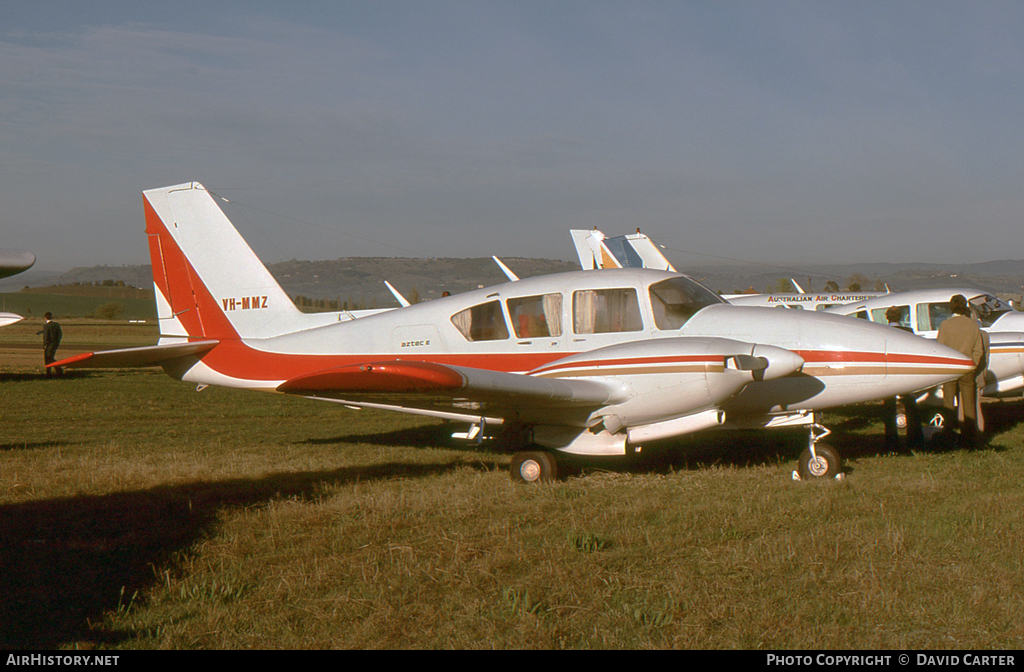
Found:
[145,195,241,341]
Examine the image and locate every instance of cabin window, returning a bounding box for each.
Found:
[917,302,951,332]
[970,294,1013,327]
[573,288,643,334]
[507,294,563,338]
[450,300,510,342]
[873,305,910,328]
[648,277,721,329]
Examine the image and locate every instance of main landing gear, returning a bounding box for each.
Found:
[510,451,558,484]
[793,422,844,481]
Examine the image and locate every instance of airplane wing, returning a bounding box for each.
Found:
[48,340,219,369]
[492,256,520,282]
[0,312,24,328]
[0,250,35,280]
[0,250,34,329]
[384,281,411,307]
[277,360,619,412]
[276,337,803,432]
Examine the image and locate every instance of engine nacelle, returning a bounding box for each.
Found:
[532,336,803,440]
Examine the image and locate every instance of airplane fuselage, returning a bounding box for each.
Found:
[825,288,1024,397]
[56,182,978,470]
[163,267,972,426]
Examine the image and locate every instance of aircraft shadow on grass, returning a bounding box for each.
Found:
[299,422,463,451]
[829,399,1024,464]
[0,459,481,649]
[302,398,1024,476]
[0,440,70,452]
[6,401,1021,648]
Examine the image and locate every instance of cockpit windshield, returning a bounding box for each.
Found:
[970,294,1014,328]
[649,276,724,330]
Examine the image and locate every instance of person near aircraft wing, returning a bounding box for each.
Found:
[41,311,63,378]
[49,183,977,483]
[936,295,986,448]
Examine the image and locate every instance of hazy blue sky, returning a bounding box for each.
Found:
[2,1,1023,271]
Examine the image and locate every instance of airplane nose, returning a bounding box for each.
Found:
[885,329,976,383]
[750,344,805,381]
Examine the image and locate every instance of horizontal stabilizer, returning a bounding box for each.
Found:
[278,360,617,406]
[49,340,219,369]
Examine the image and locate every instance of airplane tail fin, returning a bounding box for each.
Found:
[570,229,676,272]
[144,182,305,341]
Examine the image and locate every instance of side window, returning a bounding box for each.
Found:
[507,294,563,338]
[649,276,723,329]
[970,294,1012,328]
[874,305,910,329]
[917,302,951,332]
[852,311,868,320]
[450,300,510,342]
[573,288,643,334]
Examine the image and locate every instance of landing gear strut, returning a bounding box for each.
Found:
[793,422,844,481]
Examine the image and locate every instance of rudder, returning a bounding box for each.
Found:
[145,182,304,341]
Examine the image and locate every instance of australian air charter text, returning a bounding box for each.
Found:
[766,654,1015,666]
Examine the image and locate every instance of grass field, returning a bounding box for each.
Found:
[3,329,1024,649]
[1,292,156,322]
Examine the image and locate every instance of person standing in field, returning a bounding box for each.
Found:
[42,311,62,378]
[936,295,985,448]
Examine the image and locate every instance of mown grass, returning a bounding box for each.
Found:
[3,364,1024,649]
[0,292,156,321]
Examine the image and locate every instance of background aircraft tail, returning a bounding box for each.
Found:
[144,182,305,341]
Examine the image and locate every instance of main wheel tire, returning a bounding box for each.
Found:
[511,451,557,484]
[797,444,842,480]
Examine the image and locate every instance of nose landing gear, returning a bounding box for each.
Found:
[793,422,844,481]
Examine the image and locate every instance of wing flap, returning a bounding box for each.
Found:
[49,340,219,369]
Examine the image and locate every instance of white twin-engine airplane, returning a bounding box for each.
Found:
[0,248,36,327]
[826,290,1024,398]
[52,183,976,483]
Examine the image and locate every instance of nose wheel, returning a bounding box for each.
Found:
[793,423,844,481]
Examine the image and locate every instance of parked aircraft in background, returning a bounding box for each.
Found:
[727,288,890,311]
[0,249,34,279]
[826,289,1024,398]
[571,228,676,272]
[52,183,975,482]
[0,249,36,327]
[569,228,892,310]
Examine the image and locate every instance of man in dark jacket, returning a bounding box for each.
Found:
[42,312,62,378]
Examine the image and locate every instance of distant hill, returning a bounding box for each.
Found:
[7,256,1024,306]
[29,257,580,309]
[680,260,1024,299]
